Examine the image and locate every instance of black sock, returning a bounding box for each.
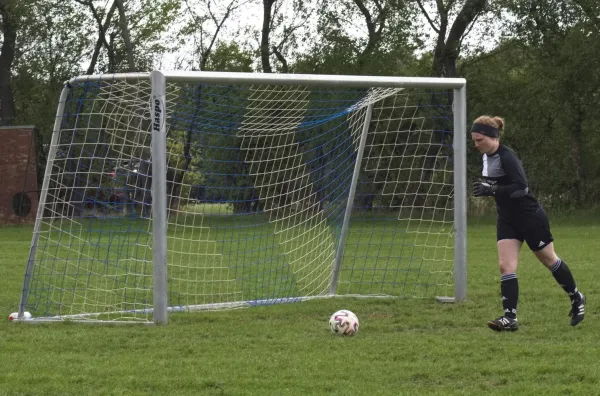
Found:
[549,259,579,299]
[501,273,518,319]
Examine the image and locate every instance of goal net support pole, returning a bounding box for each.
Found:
[150,71,168,324]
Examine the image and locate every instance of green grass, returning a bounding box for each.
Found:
[1,218,599,395]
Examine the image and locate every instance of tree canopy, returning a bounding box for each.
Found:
[1,0,599,210]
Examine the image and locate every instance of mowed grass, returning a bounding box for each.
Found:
[0,217,599,395]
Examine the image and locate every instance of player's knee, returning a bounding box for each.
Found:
[498,260,518,274]
[533,245,558,268]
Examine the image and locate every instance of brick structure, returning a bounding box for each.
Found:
[0,126,40,224]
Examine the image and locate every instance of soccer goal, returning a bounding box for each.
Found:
[17,71,467,323]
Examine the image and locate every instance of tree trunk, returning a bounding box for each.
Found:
[272,46,288,73]
[200,0,238,70]
[114,0,136,71]
[261,0,276,73]
[87,1,118,75]
[0,0,17,126]
[418,0,487,205]
[431,20,448,76]
[432,0,487,78]
[353,0,387,72]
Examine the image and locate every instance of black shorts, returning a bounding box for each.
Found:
[496,208,554,251]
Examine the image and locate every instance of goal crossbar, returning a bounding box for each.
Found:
[66,71,466,89]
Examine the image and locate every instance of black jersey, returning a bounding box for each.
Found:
[480,145,540,218]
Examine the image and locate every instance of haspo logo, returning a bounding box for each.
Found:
[153,98,162,132]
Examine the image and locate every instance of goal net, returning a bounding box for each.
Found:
[18,71,467,323]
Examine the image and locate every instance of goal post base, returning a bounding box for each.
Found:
[435,296,456,303]
[10,318,156,325]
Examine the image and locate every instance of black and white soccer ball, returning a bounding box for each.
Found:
[329,309,359,336]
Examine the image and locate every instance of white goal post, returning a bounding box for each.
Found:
[18,71,467,324]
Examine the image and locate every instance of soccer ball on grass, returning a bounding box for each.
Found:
[329,309,359,336]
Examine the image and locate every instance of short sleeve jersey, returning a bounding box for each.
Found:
[481,145,540,218]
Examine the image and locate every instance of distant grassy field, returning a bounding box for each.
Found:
[0,216,598,395]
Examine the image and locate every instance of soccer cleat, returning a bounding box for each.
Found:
[487,316,519,332]
[569,292,586,326]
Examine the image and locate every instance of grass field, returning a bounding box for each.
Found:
[0,215,598,395]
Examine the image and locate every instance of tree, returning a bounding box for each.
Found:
[261,0,276,72]
[352,0,390,71]
[289,1,435,211]
[0,0,17,125]
[85,1,117,74]
[74,0,121,72]
[258,0,320,73]
[114,0,135,71]
[294,0,419,75]
[409,0,489,205]
[181,0,249,71]
[76,0,178,74]
[11,0,92,140]
[168,0,249,211]
[416,0,488,77]
[464,0,600,208]
[572,0,600,32]
[203,41,254,72]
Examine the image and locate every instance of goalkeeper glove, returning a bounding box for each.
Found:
[473,181,497,197]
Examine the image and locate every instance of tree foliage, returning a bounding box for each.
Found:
[1,0,600,212]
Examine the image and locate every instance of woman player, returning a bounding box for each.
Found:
[471,115,586,332]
